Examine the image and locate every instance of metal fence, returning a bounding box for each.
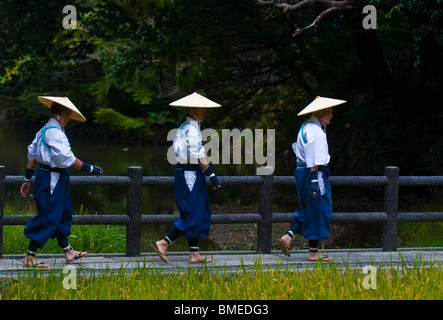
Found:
[1,165,442,257]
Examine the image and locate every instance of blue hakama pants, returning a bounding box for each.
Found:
[289,164,332,242]
[173,164,211,239]
[24,165,73,249]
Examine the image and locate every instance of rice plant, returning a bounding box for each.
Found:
[1,257,442,300]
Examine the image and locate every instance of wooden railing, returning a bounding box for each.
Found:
[1,165,442,257]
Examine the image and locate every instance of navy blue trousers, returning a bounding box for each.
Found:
[24,165,73,249]
[173,164,211,239]
[289,165,332,242]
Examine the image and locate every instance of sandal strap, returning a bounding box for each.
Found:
[27,250,36,256]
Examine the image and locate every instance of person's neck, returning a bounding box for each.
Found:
[314,114,327,127]
[187,115,201,123]
[51,116,63,126]
[50,116,69,132]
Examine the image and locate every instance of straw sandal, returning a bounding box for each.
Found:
[308,254,332,262]
[66,251,87,263]
[151,243,170,263]
[189,257,212,264]
[23,257,49,268]
[278,238,291,257]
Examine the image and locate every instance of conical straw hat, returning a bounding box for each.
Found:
[297,96,346,116]
[169,92,221,108]
[38,96,86,122]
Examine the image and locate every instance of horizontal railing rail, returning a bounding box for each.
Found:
[1,165,442,257]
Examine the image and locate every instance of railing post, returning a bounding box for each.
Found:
[126,166,143,257]
[257,170,273,254]
[383,166,399,251]
[0,166,5,259]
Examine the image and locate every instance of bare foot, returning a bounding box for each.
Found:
[22,255,49,268]
[152,240,170,263]
[65,249,87,263]
[189,252,212,264]
[308,251,332,262]
[156,240,169,256]
[279,234,292,256]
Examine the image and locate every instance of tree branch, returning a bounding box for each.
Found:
[258,0,355,36]
[258,0,353,11]
[293,5,354,36]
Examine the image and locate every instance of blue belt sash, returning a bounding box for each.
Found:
[39,163,68,174]
[175,163,201,171]
[297,161,328,173]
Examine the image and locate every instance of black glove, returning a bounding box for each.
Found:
[309,170,319,196]
[81,161,103,175]
[204,166,221,189]
[24,168,35,182]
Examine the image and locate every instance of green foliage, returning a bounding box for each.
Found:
[94,108,155,136]
[2,224,126,255]
[2,204,126,254]
[0,0,442,174]
[398,222,443,248]
[2,258,443,300]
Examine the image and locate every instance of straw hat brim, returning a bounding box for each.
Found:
[169,92,221,108]
[297,96,347,116]
[38,96,86,122]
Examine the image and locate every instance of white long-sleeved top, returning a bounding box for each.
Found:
[27,118,76,168]
[292,115,330,168]
[173,117,207,192]
[173,117,206,164]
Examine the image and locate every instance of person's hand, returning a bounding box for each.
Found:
[20,182,31,198]
[91,166,103,176]
[209,174,221,189]
[309,170,319,197]
[204,166,221,189]
[81,161,103,176]
[21,166,35,197]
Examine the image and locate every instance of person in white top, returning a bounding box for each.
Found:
[152,92,221,264]
[20,96,103,268]
[279,96,346,262]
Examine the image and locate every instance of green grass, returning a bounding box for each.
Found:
[398,222,443,248]
[2,205,126,254]
[4,220,442,255]
[2,224,126,254]
[2,205,443,301]
[1,259,442,300]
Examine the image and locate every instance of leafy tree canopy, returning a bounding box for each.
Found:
[0,0,442,174]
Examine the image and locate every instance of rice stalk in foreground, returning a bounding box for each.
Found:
[1,258,442,300]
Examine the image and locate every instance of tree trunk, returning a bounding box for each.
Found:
[353,29,393,99]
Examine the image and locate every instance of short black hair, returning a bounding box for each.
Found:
[50,102,68,115]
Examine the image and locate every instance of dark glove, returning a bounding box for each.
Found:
[204,166,221,189]
[24,168,35,182]
[309,170,319,196]
[81,161,103,176]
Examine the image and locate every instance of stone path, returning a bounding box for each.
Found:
[1,248,442,278]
